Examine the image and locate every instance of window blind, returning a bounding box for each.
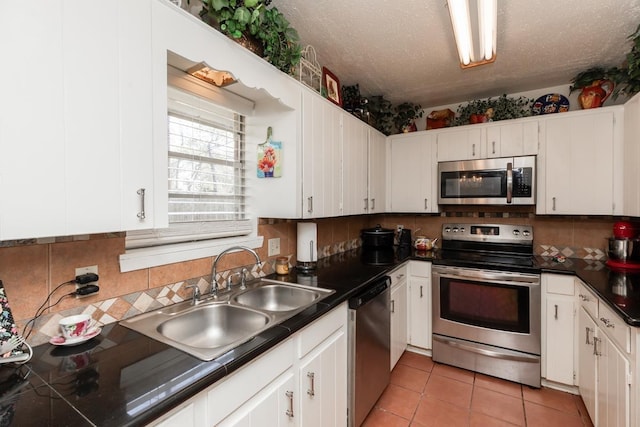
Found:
[125,81,251,250]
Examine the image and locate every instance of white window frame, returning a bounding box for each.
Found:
[119,67,262,272]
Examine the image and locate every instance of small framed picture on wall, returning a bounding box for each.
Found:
[321,67,342,106]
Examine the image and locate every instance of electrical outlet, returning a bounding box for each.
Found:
[268,238,281,256]
[75,265,98,290]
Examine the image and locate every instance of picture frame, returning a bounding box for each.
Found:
[321,67,342,106]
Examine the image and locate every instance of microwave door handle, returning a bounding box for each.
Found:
[506,162,513,204]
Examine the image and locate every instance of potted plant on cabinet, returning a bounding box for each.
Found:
[569,67,615,109]
[393,102,423,133]
[200,0,302,74]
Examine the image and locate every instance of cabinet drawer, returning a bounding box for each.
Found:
[577,281,598,319]
[409,260,431,278]
[546,274,574,295]
[389,264,407,289]
[597,302,631,353]
[297,302,347,358]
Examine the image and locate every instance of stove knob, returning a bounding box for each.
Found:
[444,227,451,233]
[459,227,465,233]
[513,229,520,236]
[523,230,531,237]
[452,227,459,233]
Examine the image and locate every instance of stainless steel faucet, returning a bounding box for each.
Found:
[210,246,261,297]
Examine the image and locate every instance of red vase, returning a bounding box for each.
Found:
[578,80,614,109]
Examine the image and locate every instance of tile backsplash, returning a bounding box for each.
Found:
[0,212,620,345]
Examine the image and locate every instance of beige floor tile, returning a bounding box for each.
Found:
[411,396,470,427]
[423,373,473,409]
[390,364,430,393]
[375,383,420,420]
[471,386,525,426]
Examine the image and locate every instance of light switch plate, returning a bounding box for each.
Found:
[268,238,281,256]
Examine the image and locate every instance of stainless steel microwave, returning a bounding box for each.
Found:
[438,156,535,205]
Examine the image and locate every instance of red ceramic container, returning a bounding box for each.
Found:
[613,221,637,239]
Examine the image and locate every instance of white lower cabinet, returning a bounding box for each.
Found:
[577,281,634,427]
[149,303,348,427]
[407,261,432,350]
[541,273,576,385]
[390,265,408,369]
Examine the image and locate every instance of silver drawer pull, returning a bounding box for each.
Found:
[286,390,294,417]
[307,196,313,213]
[593,337,602,356]
[600,317,615,328]
[585,327,593,345]
[391,299,395,313]
[579,294,590,301]
[420,285,423,298]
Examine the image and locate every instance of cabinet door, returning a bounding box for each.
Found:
[343,114,369,215]
[596,332,631,427]
[486,121,538,158]
[436,128,482,161]
[368,129,386,214]
[388,133,436,212]
[390,281,408,369]
[542,111,615,215]
[544,294,575,385]
[218,371,296,427]
[298,328,348,427]
[408,276,431,350]
[578,307,597,423]
[623,92,640,216]
[302,91,342,218]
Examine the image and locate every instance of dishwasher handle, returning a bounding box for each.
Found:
[348,276,390,309]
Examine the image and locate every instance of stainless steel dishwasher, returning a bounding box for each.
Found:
[348,275,391,427]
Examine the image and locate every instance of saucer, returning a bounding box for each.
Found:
[49,328,101,346]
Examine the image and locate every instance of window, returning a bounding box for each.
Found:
[124,68,255,253]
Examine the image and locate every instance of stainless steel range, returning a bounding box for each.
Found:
[432,223,541,388]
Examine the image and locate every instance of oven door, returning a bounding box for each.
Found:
[432,265,541,355]
[438,156,535,205]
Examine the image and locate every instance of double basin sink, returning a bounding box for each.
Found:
[120,279,334,361]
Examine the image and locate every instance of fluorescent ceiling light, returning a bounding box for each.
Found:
[447,0,497,68]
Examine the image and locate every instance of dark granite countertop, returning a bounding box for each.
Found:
[3,249,639,426]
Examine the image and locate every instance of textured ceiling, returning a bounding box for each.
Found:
[271,0,640,109]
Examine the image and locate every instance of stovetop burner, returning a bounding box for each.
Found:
[437,223,536,273]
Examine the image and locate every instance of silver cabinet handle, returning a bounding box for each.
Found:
[492,140,496,154]
[396,273,405,280]
[286,390,294,417]
[472,143,476,157]
[371,198,376,211]
[363,198,368,211]
[593,337,601,356]
[307,196,313,214]
[585,326,593,345]
[554,304,558,320]
[600,317,615,328]
[307,372,315,397]
[391,299,395,313]
[579,294,590,301]
[420,285,423,298]
[137,188,146,219]
[552,197,556,211]
[424,198,428,210]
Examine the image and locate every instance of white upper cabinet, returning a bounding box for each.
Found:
[623,91,640,216]
[537,107,623,215]
[436,127,483,161]
[485,120,539,158]
[301,88,343,218]
[388,132,438,212]
[368,129,387,214]
[342,113,369,216]
[0,0,155,241]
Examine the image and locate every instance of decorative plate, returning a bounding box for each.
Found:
[531,94,570,115]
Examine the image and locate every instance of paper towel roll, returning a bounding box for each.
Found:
[297,222,317,263]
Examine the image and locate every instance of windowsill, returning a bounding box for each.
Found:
[119,235,264,272]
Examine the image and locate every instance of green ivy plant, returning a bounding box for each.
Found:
[453,94,533,126]
[367,96,395,136]
[200,0,301,75]
[394,102,423,133]
[611,23,640,99]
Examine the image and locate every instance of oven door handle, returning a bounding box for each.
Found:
[506,162,513,204]
[433,335,539,363]
[435,268,540,284]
